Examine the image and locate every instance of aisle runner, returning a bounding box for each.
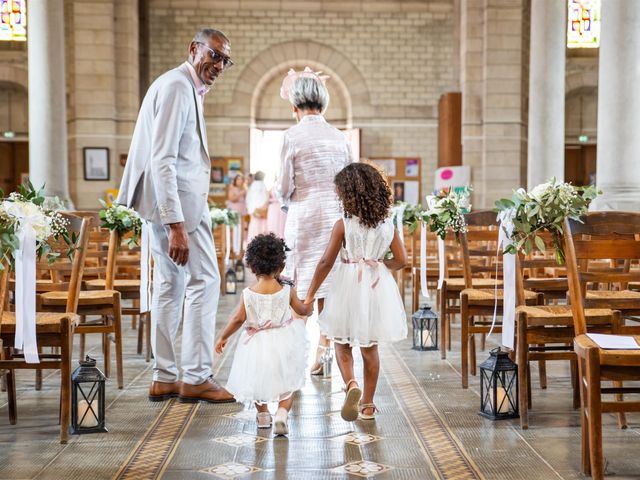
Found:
[113,400,198,480]
[382,346,484,480]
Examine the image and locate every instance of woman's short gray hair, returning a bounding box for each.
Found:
[288,76,330,112]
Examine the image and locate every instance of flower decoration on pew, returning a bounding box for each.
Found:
[421,186,472,240]
[395,201,424,234]
[0,182,71,267]
[99,200,143,249]
[494,178,600,265]
[209,203,240,228]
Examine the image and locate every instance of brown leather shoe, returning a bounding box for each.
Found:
[179,376,235,404]
[148,380,181,402]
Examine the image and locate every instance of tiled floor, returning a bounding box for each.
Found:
[1,287,639,479]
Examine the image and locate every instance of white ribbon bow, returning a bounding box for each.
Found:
[12,211,41,363]
[224,224,231,268]
[232,224,242,256]
[488,208,517,349]
[391,205,406,245]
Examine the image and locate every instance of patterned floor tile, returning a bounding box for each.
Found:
[200,462,262,478]
[331,432,383,446]
[221,410,256,422]
[212,434,268,447]
[334,460,392,477]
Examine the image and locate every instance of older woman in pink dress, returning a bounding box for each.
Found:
[275,68,352,375]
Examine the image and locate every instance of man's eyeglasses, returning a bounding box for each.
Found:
[196,42,234,69]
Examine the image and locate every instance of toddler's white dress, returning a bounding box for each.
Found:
[319,216,407,347]
[226,285,307,404]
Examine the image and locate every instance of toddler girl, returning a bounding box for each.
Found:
[215,233,312,435]
[305,163,408,421]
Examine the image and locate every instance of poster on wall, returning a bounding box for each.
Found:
[393,181,405,202]
[371,159,396,177]
[434,166,471,193]
[404,181,419,204]
[227,158,242,172]
[405,159,419,177]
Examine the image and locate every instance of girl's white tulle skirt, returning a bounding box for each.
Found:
[319,263,408,347]
[225,319,307,404]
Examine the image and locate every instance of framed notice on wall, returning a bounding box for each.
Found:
[369,157,422,205]
[209,156,245,206]
[83,147,110,181]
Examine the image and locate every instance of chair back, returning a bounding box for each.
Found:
[563,212,640,335]
[515,231,568,305]
[459,210,501,288]
[35,214,91,313]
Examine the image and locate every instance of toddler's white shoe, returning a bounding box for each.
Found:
[273,407,289,436]
[256,412,272,429]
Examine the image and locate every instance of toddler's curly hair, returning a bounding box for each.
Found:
[334,162,392,229]
[245,233,288,277]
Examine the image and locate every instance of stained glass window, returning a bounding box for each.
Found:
[0,0,26,42]
[567,0,600,48]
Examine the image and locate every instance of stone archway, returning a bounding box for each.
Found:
[230,40,372,124]
[0,64,28,91]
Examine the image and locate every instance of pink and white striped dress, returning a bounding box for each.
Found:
[275,114,352,299]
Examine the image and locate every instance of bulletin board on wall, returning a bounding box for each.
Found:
[209,156,245,206]
[368,157,422,205]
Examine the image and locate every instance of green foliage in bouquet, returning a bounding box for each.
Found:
[99,200,143,249]
[422,186,472,240]
[0,182,73,268]
[494,178,600,265]
[395,201,425,234]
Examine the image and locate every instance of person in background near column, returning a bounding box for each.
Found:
[246,171,269,241]
[275,67,353,375]
[226,173,247,216]
[117,28,235,404]
[267,188,287,238]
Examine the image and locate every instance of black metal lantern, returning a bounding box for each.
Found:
[234,259,245,283]
[71,356,107,434]
[225,268,237,294]
[412,304,438,351]
[479,348,519,420]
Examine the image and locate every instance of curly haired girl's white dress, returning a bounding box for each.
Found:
[319,216,407,347]
[225,285,307,404]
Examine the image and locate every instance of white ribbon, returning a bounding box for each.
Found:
[139,221,152,314]
[437,237,445,289]
[488,208,517,349]
[15,221,39,363]
[420,221,429,298]
[392,204,406,245]
[232,224,242,256]
[224,224,231,268]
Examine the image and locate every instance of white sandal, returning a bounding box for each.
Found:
[274,407,289,436]
[310,345,328,376]
[256,412,272,429]
[341,379,362,422]
[359,403,377,421]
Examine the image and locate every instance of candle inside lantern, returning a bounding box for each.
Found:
[421,329,433,347]
[77,399,99,427]
[489,386,510,414]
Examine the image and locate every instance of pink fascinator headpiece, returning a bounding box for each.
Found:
[279,67,330,101]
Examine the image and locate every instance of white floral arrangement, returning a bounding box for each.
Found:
[209,205,240,227]
[422,186,472,240]
[495,178,600,264]
[99,200,143,249]
[0,184,71,266]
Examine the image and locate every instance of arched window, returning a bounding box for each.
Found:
[0,0,26,42]
[567,0,600,49]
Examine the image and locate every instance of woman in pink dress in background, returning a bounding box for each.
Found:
[226,173,247,215]
[267,189,287,238]
[275,67,352,375]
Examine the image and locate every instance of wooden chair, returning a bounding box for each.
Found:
[514,234,620,429]
[439,233,497,360]
[0,214,90,443]
[563,212,640,479]
[458,210,540,388]
[38,212,124,389]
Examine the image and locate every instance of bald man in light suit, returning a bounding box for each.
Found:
[118,28,234,404]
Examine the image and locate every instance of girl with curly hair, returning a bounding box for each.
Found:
[215,233,312,436]
[305,163,408,422]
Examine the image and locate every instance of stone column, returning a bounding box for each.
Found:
[527,0,566,188]
[27,0,71,202]
[593,0,640,210]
